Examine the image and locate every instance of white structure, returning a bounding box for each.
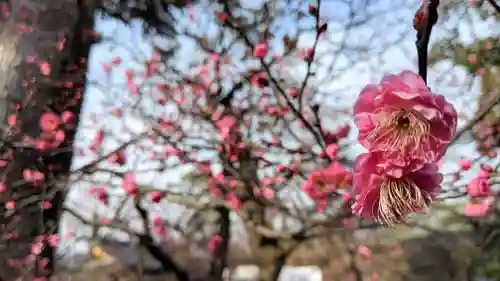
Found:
[223,265,322,281]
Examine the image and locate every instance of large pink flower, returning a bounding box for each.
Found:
[352,152,442,226]
[354,71,457,171]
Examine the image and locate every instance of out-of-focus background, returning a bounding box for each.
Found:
[1,0,500,281]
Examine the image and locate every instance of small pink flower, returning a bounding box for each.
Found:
[352,152,442,226]
[61,111,76,125]
[225,193,242,211]
[40,201,52,209]
[90,186,109,205]
[0,183,6,193]
[466,177,490,198]
[40,112,60,132]
[38,62,50,76]
[254,43,268,58]
[459,159,471,171]
[326,144,339,159]
[300,48,314,61]
[261,187,275,199]
[23,169,45,185]
[122,173,137,195]
[5,201,15,209]
[208,235,223,252]
[8,114,16,126]
[108,151,126,166]
[354,71,457,172]
[464,202,490,217]
[31,242,44,255]
[154,225,168,237]
[112,57,121,64]
[357,245,372,259]
[95,130,104,145]
[152,216,164,228]
[467,54,477,65]
[103,64,111,72]
[48,234,60,247]
[302,162,352,200]
[251,72,267,88]
[216,115,237,140]
[150,191,164,203]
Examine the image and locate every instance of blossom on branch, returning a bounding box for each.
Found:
[352,152,442,226]
[354,70,457,173]
[352,70,456,226]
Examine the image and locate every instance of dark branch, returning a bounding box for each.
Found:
[487,0,500,13]
[416,0,440,84]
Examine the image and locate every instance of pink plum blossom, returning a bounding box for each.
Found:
[208,235,223,252]
[302,162,352,204]
[254,43,268,58]
[40,112,61,132]
[464,202,491,217]
[466,176,490,198]
[459,159,471,171]
[354,71,457,173]
[150,191,165,203]
[352,152,442,226]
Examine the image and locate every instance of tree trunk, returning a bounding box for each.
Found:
[0,0,97,279]
[209,205,230,281]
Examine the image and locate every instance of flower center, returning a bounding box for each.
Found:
[396,115,411,130]
[368,110,429,152]
[377,178,431,226]
[314,179,327,192]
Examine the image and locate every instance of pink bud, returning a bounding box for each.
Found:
[261,188,275,200]
[357,245,372,259]
[150,191,164,203]
[254,43,268,58]
[464,202,490,217]
[40,112,60,132]
[208,235,223,252]
[153,216,163,227]
[61,111,76,125]
[276,164,286,172]
[326,144,339,159]
[459,159,471,171]
[5,201,15,209]
[466,177,490,198]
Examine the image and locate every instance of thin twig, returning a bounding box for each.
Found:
[450,92,500,145]
[487,0,500,14]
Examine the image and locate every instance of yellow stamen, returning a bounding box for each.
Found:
[377,178,431,226]
[314,179,327,192]
[368,110,429,152]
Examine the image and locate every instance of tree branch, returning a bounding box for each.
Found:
[416,0,440,84]
[487,0,500,14]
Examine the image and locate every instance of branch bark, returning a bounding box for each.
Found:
[415,0,440,84]
[0,0,97,279]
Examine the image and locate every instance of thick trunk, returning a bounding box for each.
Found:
[209,205,230,281]
[0,0,97,279]
[245,213,290,281]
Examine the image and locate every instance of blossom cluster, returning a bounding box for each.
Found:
[351,71,457,225]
